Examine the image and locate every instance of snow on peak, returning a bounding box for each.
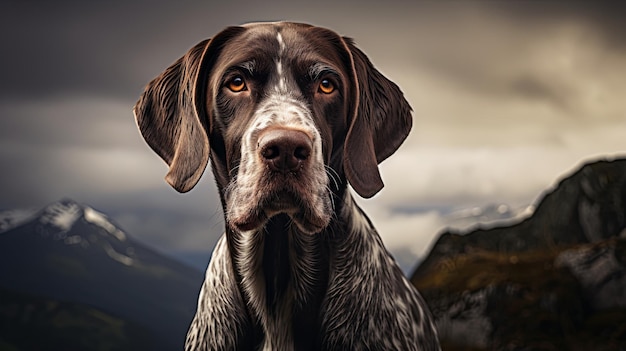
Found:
[82,207,133,265]
[3,199,135,267]
[40,201,82,233]
[36,200,128,243]
[84,207,127,242]
[0,208,38,233]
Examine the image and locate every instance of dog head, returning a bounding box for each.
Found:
[134,22,412,234]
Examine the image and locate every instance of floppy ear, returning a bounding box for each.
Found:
[133,27,244,192]
[342,39,413,198]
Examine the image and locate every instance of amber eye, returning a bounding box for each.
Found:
[228,76,246,92]
[319,79,335,94]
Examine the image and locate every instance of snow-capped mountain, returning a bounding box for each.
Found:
[0,199,203,351]
[1,199,136,266]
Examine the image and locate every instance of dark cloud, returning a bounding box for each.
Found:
[0,98,136,149]
[486,2,626,52]
[1,1,228,100]
[3,1,624,100]
[0,0,388,100]
[508,74,571,112]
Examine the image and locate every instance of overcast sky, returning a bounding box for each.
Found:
[1,1,625,271]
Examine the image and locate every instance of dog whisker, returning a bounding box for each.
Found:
[325,165,341,191]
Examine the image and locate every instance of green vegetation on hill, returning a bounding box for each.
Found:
[414,241,626,350]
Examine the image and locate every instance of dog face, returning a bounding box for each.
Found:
[134,22,412,234]
[208,23,352,234]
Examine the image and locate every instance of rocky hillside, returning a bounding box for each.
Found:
[411,158,626,350]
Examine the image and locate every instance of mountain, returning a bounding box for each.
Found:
[411,158,626,350]
[0,199,204,351]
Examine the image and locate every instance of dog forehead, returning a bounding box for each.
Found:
[216,22,345,72]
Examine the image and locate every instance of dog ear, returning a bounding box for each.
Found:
[134,27,244,192]
[342,39,413,198]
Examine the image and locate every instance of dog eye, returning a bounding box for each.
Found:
[318,79,335,94]
[227,76,247,92]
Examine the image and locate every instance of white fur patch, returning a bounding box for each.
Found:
[277,32,286,53]
[275,33,287,92]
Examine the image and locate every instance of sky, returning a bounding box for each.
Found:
[1,1,625,272]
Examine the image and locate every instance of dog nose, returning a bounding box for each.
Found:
[258,129,312,173]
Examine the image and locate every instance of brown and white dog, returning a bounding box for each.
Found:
[134,21,440,351]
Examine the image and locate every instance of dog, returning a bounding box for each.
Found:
[134,21,440,351]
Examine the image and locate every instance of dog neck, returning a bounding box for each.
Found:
[224,190,372,350]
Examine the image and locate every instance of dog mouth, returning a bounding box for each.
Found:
[228,187,330,234]
[264,191,300,215]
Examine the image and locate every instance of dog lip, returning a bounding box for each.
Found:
[265,190,330,234]
[228,189,330,233]
[230,211,267,232]
[264,190,299,213]
[227,190,300,232]
[292,211,330,234]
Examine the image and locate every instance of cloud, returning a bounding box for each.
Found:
[110,199,223,253]
[0,96,155,204]
[374,139,626,209]
[0,97,137,149]
[0,1,246,99]
[360,204,445,258]
[357,3,626,131]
